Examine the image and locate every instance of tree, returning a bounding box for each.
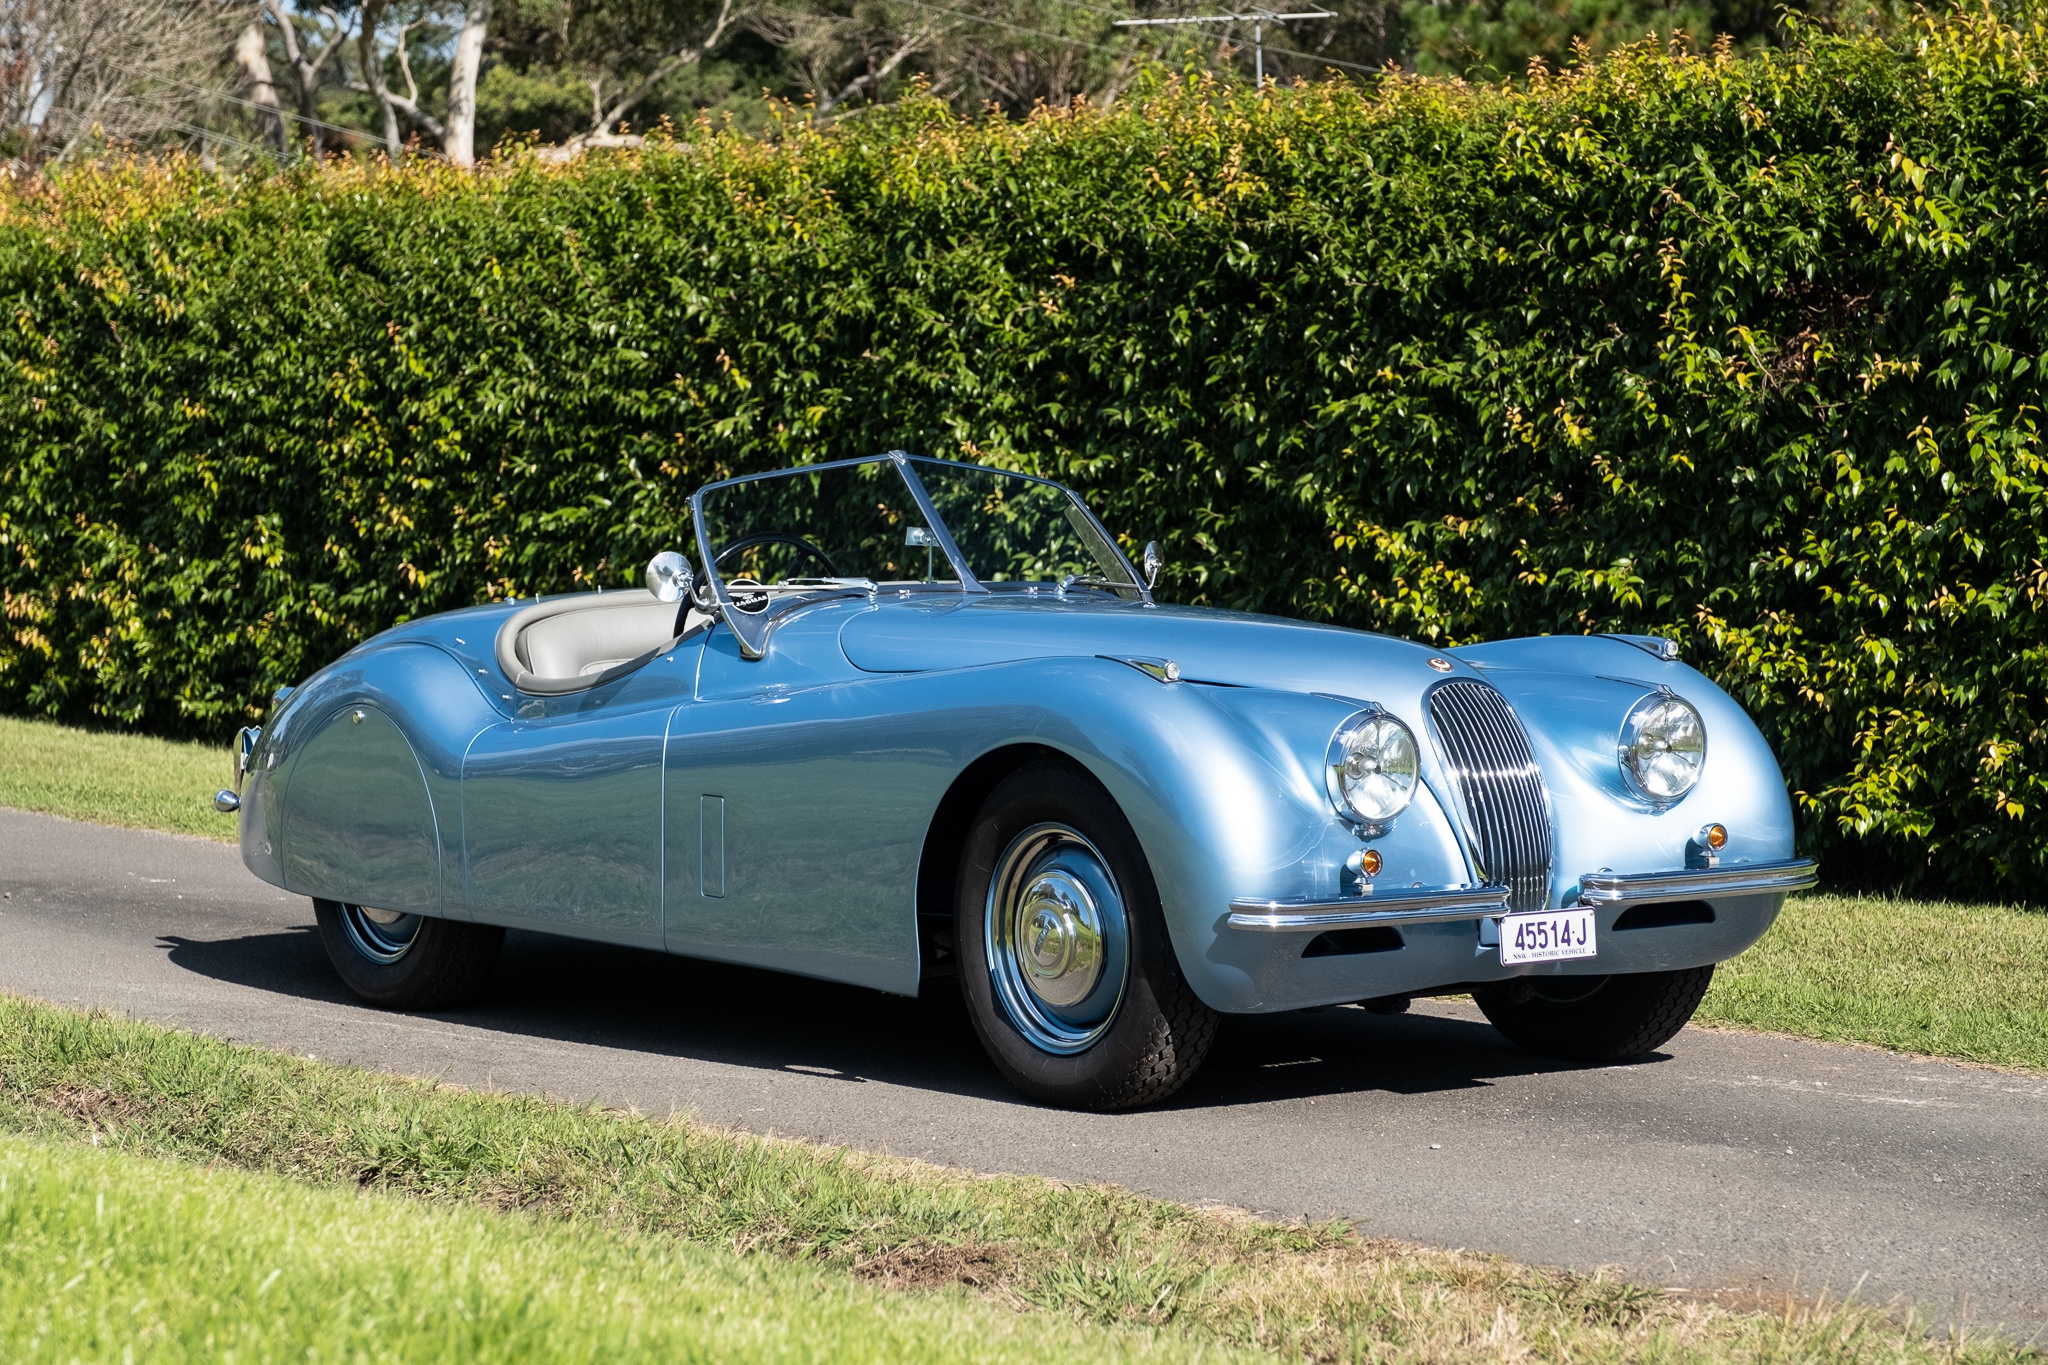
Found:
[485,0,750,146]
[446,0,491,161]
[235,19,288,150]
[264,0,354,156]
[0,0,240,167]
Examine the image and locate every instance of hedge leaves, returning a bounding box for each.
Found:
[3,11,2045,895]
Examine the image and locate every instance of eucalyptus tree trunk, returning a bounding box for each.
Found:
[444,0,491,165]
[263,0,350,157]
[356,0,403,160]
[233,20,286,152]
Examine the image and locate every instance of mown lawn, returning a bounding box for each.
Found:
[0,993,2030,1365]
[1698,892,2048,1073]
[0,715,232,842]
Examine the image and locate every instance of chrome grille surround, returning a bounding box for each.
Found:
[1425,679,1554,915]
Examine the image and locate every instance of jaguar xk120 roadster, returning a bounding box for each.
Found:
[217,452,1816,1109]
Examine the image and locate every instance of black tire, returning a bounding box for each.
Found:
[312,899,504,1011]
[1475,965,1713,1062]
[956,761,1218,1110]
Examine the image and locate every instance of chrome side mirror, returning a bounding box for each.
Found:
[1142,541,1164,590]
[645,551,695,603]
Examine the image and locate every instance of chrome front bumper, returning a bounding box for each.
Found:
[1227,883,1512,932]
[1227,857,1818,932]
[1575,858,1819,906]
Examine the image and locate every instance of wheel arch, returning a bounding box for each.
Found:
[914,741,1067,982]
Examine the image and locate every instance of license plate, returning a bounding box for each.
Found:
[1497,908,1598,965]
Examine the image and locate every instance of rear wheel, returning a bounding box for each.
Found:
[313,899,504,1011]
[1475,965,1713,1062]
[956,762,1217,1110]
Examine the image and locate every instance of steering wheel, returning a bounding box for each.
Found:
[714,533,842,580]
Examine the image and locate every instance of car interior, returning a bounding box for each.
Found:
[493,590,712,695]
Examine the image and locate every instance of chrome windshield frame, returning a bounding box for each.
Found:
[691,453,1147,659]
[889,452,988,597]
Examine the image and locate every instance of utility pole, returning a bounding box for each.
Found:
[1114,9,1336,86]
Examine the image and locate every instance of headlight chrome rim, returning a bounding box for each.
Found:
[1326,710,1421,829]
[1618,691,1707,806]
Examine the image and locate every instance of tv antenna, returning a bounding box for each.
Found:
[1114,9,1337,86]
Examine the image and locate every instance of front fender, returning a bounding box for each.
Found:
[1452,635,1799,887]
[984,667,1472,1013]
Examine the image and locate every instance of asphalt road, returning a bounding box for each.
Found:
[2,806,2043,1333]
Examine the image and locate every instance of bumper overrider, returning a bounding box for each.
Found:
[213,725,263,814]
[1227,858,1819,932]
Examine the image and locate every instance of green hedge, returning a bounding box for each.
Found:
[3,12,2045,897]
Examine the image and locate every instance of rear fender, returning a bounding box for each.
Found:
[245,643,503,918]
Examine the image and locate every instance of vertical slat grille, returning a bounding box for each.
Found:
[1426,680,1553,914]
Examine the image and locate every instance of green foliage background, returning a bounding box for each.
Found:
[3,10,2045,897]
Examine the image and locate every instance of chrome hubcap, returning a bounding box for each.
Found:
[986,823,1129,1055]
[338,903,422,964]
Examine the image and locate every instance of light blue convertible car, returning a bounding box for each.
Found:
[218,453,1816,1109]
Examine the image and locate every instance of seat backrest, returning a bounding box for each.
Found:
[517,600,677,678]
[494,590,706,695]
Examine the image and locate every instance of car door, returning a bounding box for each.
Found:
[461,642,703,949]
[660,608,943,996]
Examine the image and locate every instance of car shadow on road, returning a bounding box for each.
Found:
[158,925,1645,1109]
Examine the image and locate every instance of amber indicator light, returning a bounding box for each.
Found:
[1702,823,1728,850]
[1360,848,1384,877]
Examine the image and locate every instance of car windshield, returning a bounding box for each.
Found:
[694,456,1136,595]
[696,459,961,588]
[908,459,1138,593]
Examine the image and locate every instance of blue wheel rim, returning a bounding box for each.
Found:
[339,903,423,965]
[984,823,1130,1056]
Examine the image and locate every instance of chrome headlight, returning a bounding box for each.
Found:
[1328,712,1420,825]
[1619,692,1706,804]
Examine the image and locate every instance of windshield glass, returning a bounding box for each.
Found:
[696,459,959,588]
[909,460,1137,592]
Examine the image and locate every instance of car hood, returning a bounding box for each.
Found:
[837,594,1470,699]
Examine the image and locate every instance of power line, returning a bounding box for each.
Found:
[153,117,277,159]
[884,0,1380,76]
[890,0,1141,59]
[1116,9,1337,83]
[115,63,366,143]
[1028,0,1380,74]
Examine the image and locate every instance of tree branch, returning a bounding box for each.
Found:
[356,0,403,159]
[346,81,448,142]
[592,0,736,134]
[814,23,938,119]
[265,0,353,154]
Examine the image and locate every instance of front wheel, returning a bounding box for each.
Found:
[313,899,504,1011]
[956,762,1217,1110]
[1475,965,1713,1062]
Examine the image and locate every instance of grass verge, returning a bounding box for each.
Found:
[0,1133,1237,1365]
[0,715,232,842]
[1,992,2037,1363]
[1697,893,2048,1073]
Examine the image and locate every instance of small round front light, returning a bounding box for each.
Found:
[1619,692,1707,804]
[1331,713,1420,825]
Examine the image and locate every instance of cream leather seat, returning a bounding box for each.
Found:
[494,589,711,695]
